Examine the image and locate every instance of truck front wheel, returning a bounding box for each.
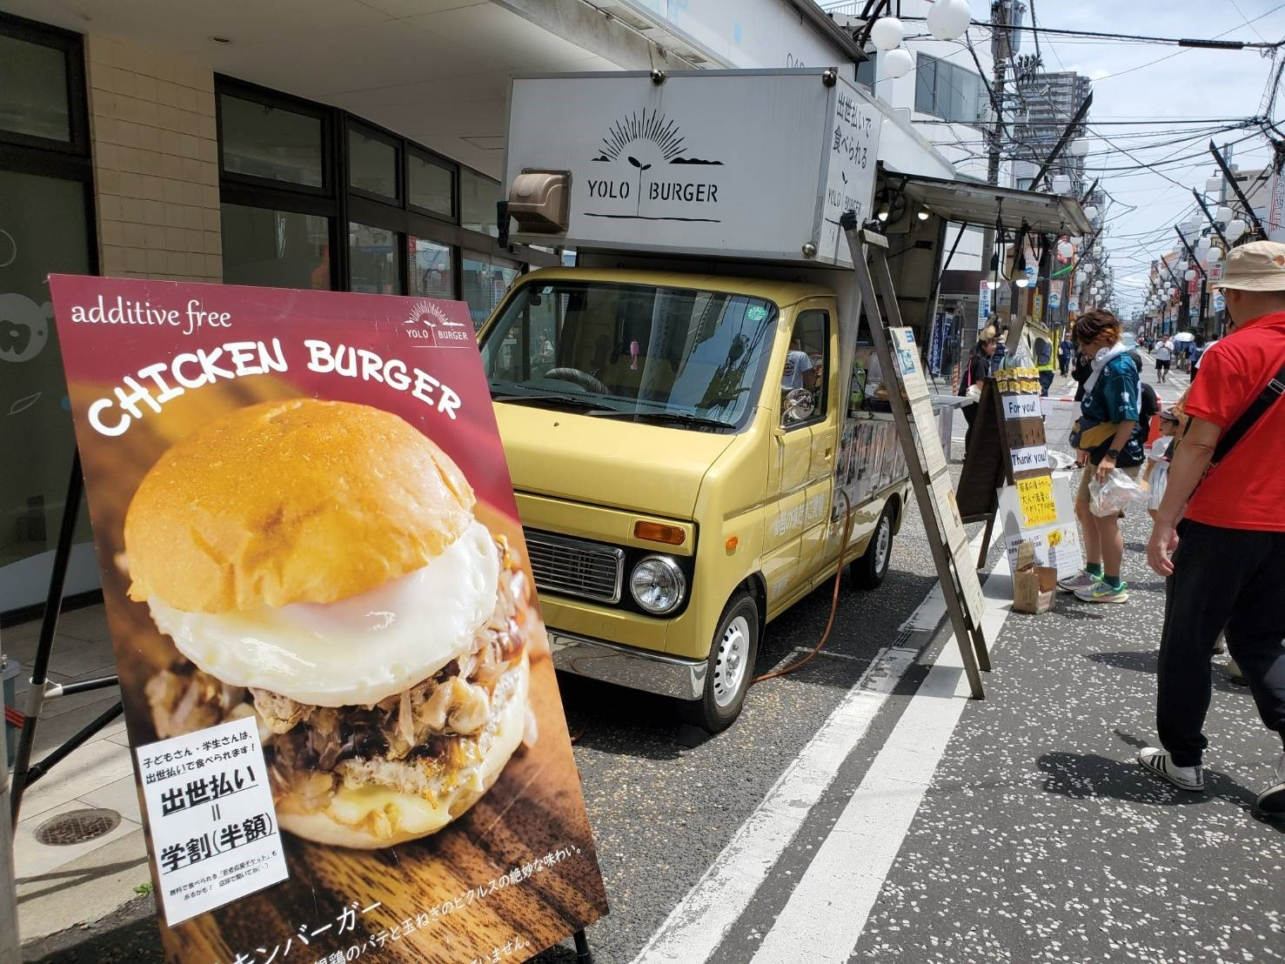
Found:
[679,591,760,733]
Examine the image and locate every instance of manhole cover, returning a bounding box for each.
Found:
[34,808,120,846]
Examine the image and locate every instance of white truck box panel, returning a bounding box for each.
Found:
[504,70,881,267]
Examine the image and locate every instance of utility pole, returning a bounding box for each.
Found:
[972,0,1011,363]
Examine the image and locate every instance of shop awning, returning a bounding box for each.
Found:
[887,167,1093,237]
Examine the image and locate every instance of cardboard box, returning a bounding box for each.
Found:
[1012,541,1057,614]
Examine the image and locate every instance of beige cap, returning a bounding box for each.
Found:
[1211,240,1285,292]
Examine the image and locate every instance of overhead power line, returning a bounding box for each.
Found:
[885,15,1285,50]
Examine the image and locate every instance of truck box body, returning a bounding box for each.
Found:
[504,69,882,267]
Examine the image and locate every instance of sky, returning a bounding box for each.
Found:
[1002,0,1285,314]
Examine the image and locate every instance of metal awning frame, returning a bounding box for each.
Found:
[879,164,1093,238]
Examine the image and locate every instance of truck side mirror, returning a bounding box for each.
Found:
[782,388,815,425]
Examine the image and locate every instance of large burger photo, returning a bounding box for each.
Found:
[125,398,536,849]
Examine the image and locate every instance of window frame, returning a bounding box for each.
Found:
[215,81,333,198]
[214,76,555,297]
[0,13,90,156]
[780,307,831,431]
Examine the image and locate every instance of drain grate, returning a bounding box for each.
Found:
[34,808,121,846]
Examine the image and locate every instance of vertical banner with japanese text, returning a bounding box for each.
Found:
[49,277,608,964]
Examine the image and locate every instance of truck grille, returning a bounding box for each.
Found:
[523,530,624,604]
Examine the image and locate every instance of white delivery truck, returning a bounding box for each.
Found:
[479,69,913,731]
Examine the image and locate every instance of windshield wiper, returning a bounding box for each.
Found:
[588,410,736,430]
[491,391,611,411]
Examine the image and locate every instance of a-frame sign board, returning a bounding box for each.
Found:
[844,219,989,698]
[955,380,1008,566]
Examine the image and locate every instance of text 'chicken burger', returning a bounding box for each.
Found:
[127,398,534,849]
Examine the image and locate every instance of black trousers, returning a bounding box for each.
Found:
[1158,521,1285,766]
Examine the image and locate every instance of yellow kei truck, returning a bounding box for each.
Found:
[478,69,912,731]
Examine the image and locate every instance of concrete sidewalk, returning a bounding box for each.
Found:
[2,605,151,949]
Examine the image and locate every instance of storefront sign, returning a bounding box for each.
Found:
[1033,292,1044,325]
[49,277,608,964]
[979,281,992,323]
[1214,292,1226,313]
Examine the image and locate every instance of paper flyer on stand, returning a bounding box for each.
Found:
[49,277,608,964]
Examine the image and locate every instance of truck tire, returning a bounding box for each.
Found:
[850,503,895,590]
[679,591,760,733]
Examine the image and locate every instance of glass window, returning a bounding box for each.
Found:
[480,281,778,430]
[856,55,875,92]
[409,154,453,217]
[463,253,519,330]
[348,127,398,199]
[349,222,398,294]
[781,309,829,427]
[220,94,324,188]
[914,54,936,116]
[0,35,69,142]
[0,170,93,603]
[460,169,500,237]
[409,236,454,300]
[221,204,331,289]
[914,54,983,127]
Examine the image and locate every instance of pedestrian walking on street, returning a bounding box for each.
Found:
[1140,409,1180,522]
[1058,334,1074,377]
[959,325,997,457]
[1071,347,1093,402]
[1141,240,1285,825]
[1153,335,1174,382]
[1058,309,1146,604]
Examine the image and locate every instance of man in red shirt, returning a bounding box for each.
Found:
[1143,241,1285,825]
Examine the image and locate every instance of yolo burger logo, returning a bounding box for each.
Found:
[403,300,470,346]
[586,110,724,223]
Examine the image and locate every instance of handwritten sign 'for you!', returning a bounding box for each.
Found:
[137,716,288,925]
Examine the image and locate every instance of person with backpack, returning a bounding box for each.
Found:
[1141,241,1285,825]
[1058,309,1147,604]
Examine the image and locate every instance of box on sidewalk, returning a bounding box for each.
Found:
[1012,541,1057,614]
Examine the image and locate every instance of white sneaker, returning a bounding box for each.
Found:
[1254,751,1285,823]
[1138,747,1205,792]
[1058,569,1100,593]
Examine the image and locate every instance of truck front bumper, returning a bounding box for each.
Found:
[549,630,706,701]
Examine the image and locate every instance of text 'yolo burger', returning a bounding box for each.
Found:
[126,398,535,849]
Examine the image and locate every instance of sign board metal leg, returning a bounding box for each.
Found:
[844,218,988,697]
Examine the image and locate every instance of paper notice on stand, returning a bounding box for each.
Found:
[998,474,1082,579]
[1016,475,1058,527]
[137,716,288,926]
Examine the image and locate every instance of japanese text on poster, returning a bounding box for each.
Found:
[138,716,288,925]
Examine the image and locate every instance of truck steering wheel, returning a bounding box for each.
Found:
[544,368,610,394]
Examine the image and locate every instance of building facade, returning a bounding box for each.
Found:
[0,0,865,617]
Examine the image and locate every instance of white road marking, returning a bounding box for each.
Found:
[632,528,989,964]
[750,553,1016,964]
[630,645,916,964]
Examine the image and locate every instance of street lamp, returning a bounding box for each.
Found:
[1052,174,1072,195]
[1070,138,1090,157]
[883,47,914,79]
[1084,205,1100,221]
[1184,269,1197,281]
[870,17,904,50]
[1216,206,1233,224]
[1205,176,1223,194]
[1227,218,1247,242]
[926,0,972,41]
[1207,247,1223,262]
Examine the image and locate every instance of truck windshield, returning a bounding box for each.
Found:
[480,281,778,430]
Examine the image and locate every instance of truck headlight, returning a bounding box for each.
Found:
[630,555,686,615]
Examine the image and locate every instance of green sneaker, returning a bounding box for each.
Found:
[1075,580,1129,604]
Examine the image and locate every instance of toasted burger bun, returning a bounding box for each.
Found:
[125,399,474,613]
[275,654,530,849]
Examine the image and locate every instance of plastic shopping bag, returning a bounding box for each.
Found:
[1088,468,1150,517]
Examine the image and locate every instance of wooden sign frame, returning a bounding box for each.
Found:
[843,219,988,699]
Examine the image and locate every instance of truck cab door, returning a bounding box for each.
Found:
[763,304,834,608]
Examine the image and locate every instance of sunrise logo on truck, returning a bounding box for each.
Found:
[586,109,725,223]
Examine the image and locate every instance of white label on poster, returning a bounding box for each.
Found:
[138,716,288,926]
[1010,445,1050,473]
[1002,395,1042,421]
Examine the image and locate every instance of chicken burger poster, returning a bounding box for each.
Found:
[49,276,608,964]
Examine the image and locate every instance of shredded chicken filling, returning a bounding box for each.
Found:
[146,539,531,811]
